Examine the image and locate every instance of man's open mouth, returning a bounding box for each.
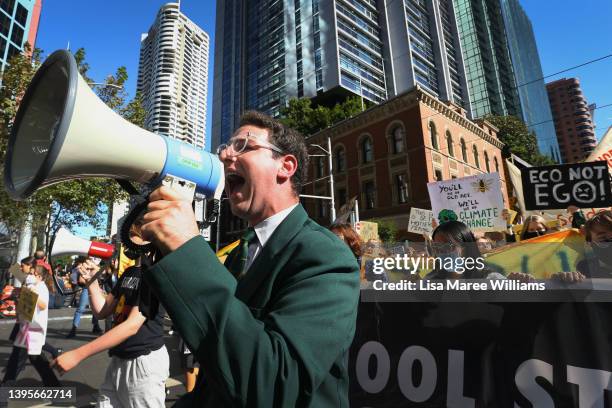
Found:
[226,173,246,195]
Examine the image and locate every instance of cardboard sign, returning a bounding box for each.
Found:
[427,173,505,232]
[17,286,38,322]
[521,162,612,210]
[355,221,379,242]
[407,208,433,235]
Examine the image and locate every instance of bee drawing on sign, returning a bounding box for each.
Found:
[472,178,493,193]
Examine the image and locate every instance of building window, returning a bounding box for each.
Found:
[395,174,409,204]
[484,151,490,172]
[335,147,346,172]
[361,137,373,163]
[337,188,347,207]
[390,125,404,154]
[494,157,499,173]
[363,181,376,209]
[15,3,27,26]
[0,0,15,16]
[429,122,438,149]
[460,138,467,162]
[316,157,325,178]
[472,145,480,169]
[434,169,443,181]
[446,131,454,157]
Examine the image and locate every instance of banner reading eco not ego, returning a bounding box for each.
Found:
[427,173,505,232]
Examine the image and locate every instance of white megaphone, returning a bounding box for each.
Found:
[51,227,115,259]
[3,49,224,201]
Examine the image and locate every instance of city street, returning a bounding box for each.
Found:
[0,308,187,407]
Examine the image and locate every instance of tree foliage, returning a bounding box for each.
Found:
[372,218,398,243]
[485,115,556,166]
[0,46,141,250]
[280,96,365,136]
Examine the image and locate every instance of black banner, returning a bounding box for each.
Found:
[349,301,612,407]
[521,161,612,210]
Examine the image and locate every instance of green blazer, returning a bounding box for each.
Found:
[146,205,360,407]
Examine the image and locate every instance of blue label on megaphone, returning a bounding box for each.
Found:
[158,137,223,197]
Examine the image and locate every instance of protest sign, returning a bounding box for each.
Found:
[427,173,505,232]
[485,229,585,278]
[407,208,433,235]
[17,286,38,322]
[522,161,612,210]
[585,125,612,170]
[350,301,612,407]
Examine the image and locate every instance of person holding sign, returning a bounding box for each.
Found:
[1,263,60,386]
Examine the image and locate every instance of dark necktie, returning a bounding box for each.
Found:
[229,227,256,279]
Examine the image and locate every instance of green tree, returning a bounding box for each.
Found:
[485,115,556,165]
[280,96,365,136]
[372,219,398,243]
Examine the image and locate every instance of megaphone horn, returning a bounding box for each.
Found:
[4,50,224,201]
[51,227,114,259]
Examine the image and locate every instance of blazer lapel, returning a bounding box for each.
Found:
[235,205,308,303]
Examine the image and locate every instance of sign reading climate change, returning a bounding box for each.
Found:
[427,173,505,232]
[521,161,612,210]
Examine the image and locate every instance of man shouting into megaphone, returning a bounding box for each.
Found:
[139,111,360,407]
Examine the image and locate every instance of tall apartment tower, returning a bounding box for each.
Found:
[546,78,597,163]
[137,3,210,149]
[0,0,42,71]
[211,0,473,148]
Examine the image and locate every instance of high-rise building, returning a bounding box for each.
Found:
[137,2,209,149]
[546,78,597,163]
[453,0,559,160]
[212,0,557,162]
[0,0,42,71]
[499,0,559,161]
[453,0,522,119]
[212,0,473,148]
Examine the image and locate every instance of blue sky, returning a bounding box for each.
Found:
[36,0,217,146]
[34,1,611,237]
[522,0,612,140]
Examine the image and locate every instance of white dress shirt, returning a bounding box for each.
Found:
[244,203,299,272]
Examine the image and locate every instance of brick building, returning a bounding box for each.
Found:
[303,87,508,240]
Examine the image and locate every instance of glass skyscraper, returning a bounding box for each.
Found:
[0,0,41,71]
[499,0,560,160]
[453,0,559,160]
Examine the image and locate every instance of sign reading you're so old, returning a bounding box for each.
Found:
[522,161,612,210]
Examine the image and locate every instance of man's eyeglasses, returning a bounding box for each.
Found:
[216,132,284,157]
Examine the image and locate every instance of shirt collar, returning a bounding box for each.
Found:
[252,203,299,248]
